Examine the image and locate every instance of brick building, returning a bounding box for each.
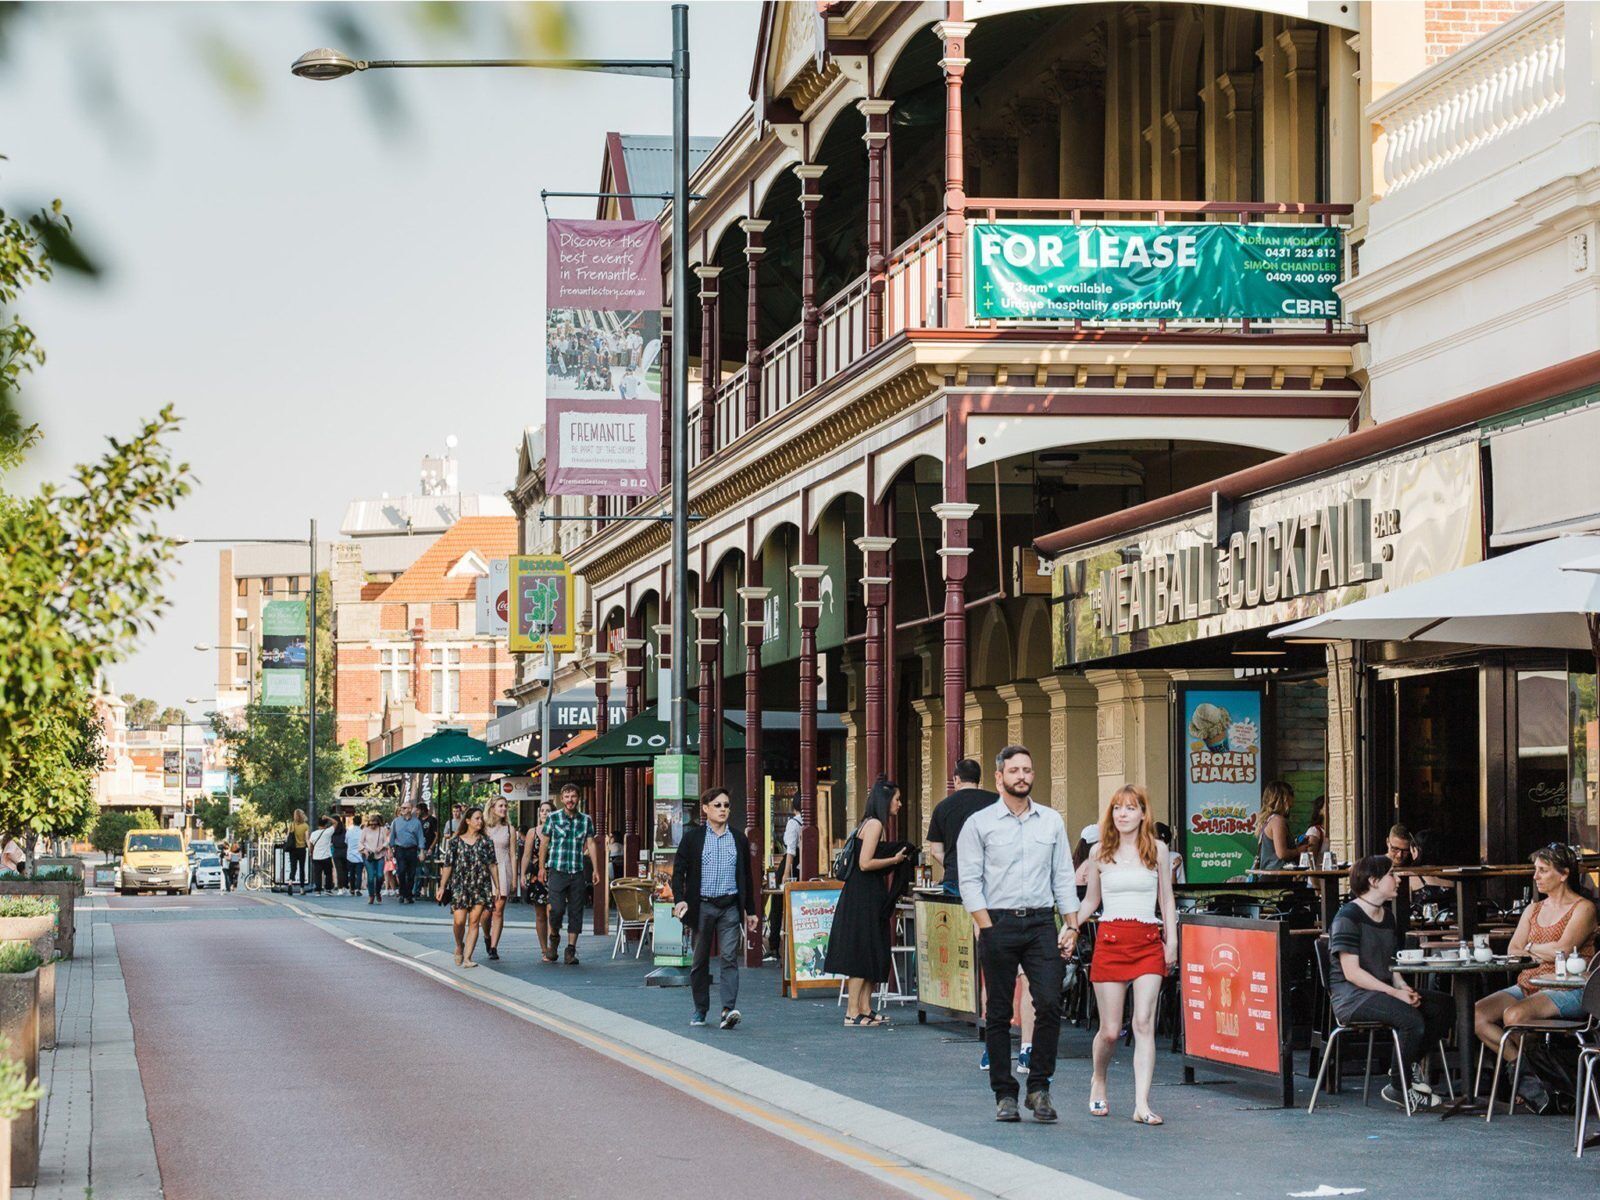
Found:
[331,515,519,756]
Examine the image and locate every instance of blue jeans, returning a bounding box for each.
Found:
[364,858,383,900]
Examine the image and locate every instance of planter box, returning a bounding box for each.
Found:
[0,917,53,964]
[0,882,74,959]
[0,969,39,1188]
[31,860,84,897]
[37,962,54,1053]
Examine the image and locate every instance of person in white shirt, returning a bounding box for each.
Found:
[956,745,1074,1125]
[780,811,803,882]
[344,817,365,895]
[307,817,336,894]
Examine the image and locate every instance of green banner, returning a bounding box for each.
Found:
[261,599,308,708]
[969,221,1342,323]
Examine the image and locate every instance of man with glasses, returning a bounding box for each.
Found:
[674,788,759,1029]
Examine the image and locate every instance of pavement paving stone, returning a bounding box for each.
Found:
[290,892,1598,1200]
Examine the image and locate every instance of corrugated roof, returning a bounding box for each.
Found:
[378,517,519,604]
[341,492,513,538]
[617,135,720,221]
[229,534,441,578]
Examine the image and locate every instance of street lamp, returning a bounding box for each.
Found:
[290,4,694,759]
[195,641,254,705]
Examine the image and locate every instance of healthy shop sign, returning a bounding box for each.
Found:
[969,221,1342,323]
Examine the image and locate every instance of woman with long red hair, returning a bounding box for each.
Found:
[1068,784,1177,1125]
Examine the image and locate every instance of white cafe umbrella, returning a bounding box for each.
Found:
[1270,534,1600,657]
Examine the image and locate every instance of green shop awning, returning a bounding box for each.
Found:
[554,703,743,769]
[359,728,538,776]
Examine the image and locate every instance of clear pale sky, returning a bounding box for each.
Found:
[0,1,759,716]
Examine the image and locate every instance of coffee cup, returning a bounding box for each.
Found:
[1397,948,1424,963]
[1474,945,1493,962]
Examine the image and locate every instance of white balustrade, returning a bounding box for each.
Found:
[1375,3,1564,195]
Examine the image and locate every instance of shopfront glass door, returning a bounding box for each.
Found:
[1514,670,1570,857]
[1382,669,1481,865]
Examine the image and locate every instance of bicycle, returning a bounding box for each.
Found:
[242,857,274,892]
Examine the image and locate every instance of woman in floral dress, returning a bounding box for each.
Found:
[437,806,500,967]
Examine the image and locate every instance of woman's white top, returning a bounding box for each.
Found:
[1098,861,1161,923]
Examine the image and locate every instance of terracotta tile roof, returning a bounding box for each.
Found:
[360,582,391,601]
[376,516,518,603]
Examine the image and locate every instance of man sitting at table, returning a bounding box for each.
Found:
[1328,854,1456,1111]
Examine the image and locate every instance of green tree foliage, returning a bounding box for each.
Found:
[88,807,158,859]
[211,699,351,825]
[155,706,185,728]
[193,795,232,840]
[121,693,159,729]
[0,686,105,867]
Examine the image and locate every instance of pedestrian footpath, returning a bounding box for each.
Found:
[18,907,162,1200]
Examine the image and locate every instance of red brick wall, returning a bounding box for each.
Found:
[1424,1,1536,65]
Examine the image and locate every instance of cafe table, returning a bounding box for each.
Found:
[1249,867,1348,930]
[1392,953,1535,1118]
[1526,973,1587,989]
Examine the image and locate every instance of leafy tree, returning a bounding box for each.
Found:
[121,693,159,729]
[228,799,277,846]
[0,685,105,870]
[89,807,158,860]
[193,795,232,840]
[211,698,350,825]
[155,706,185,729]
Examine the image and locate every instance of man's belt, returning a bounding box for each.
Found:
[994,906,1055,918]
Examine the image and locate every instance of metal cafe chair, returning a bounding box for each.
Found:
[1573,964,1600,1156]
[1308,938,1453,1116]
[1485,959,1597,1122]
[609,881,654,960]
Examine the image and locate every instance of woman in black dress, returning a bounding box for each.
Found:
[825,778,911,1027]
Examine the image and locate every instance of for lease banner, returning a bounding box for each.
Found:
[545,218,663,496]
[969,221,1342,322]
[1179,686,1264,883]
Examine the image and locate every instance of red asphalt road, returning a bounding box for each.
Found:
[112,895,901,1200]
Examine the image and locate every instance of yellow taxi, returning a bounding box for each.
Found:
[118,829,191,896]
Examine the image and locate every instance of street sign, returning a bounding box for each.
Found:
[653,753,698,802]
[508,556,575,654]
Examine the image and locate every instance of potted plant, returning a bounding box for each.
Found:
[0,902,53,964]
[0,1035,43,1199]
[0,944,41,1189]
[0,872,77,959]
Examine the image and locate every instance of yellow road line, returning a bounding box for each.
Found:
[342,932,975,1200]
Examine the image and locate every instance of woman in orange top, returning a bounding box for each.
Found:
[1474,843,1597,1077]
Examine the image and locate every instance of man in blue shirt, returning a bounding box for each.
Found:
[389,801,426,904]
[673,788,758,1029]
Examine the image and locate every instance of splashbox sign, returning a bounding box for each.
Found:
[968,221,1342,323]
[508,556,575,654]
[545,218,663,497]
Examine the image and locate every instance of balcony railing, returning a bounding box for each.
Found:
[1373,2,1563,197]
[669,197,1353,475]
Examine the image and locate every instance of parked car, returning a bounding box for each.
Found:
[187,838,219,864]
[192,855,224,890]
[118,830,190,896]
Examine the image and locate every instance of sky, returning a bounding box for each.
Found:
[0,0,759,718]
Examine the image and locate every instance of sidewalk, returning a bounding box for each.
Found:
[17,906,162,1200]
[288,891,1596,1200]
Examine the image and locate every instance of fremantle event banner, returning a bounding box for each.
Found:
[260,599,309,708]
[968,221,1342,323]
[1177,684,1265,883]
[545,218,663,496]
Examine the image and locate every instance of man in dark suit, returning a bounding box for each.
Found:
[673,787,759,1030]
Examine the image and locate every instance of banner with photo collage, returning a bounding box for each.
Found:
[260,599,309,708]
[545,218,662,496]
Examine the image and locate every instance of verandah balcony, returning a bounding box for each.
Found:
[684,197,1356,472]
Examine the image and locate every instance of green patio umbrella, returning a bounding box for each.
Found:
[554,703,743,768]
[358,728,537,776]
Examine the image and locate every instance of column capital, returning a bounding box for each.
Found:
[793,163,827,182]
[931,501,979,524]
[738,218,771,237]
[937,55,971,75]
[693,264,722,281]
[617,637,647,651]
[853,535,897,555]
[690,607,724,621]
[735,586,772,601]
[1277,26,1321,71]
[933,19,976,41]
[650,623,671,637]
[790,563,828,581]
[857,98,895,119]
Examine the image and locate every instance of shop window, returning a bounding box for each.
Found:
[1385,669,1481,865]
[1272,677,1327,841]
[1515,670,1570,857]
[1568,668,1598,856]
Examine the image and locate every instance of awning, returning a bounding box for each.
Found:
[359,728,538,775]
[542,728,598,764]
[1488,404,1600,546]
[555,703,745,768]
[1272,534,1600,651]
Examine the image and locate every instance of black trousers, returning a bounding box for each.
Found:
[312,857,334,893]
[287,846,305,883]
[395,846,420,900]
[979,912,1064,1100]
[1343,988,1455,1080]
[548,869,587,936]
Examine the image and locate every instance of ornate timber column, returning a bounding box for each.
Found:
[934,494,978,784]
[740,218,769,429]
[621,612,645,875]
[793,545,827,880]
[738,546,769,966]
[693,593,724,790]
[695,265,721,461]
[860,99,894,347]
[856,531,896,785]
[935,19,975,329]
[794,165,826,391]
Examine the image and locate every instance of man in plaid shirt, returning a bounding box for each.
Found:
[537,783,600,964]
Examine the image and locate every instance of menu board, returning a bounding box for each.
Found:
[1174,682,1267,882]
[914,896,978,1019]
[1179,914,1292,1105]
[784,881,844,993]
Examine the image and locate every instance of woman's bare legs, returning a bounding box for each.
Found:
[462,904,486,962]
[535,903,551,956]
[1092,981,1129,1108]
[451,908,467,961]
[1130,974,1164,1119]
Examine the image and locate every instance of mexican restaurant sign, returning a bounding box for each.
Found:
[969,221,1342,322]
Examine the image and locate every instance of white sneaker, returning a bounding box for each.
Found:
[1409,1064,1435,1096]
[1381,1083,1440,1111]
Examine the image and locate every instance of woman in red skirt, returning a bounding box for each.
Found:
[1067,784,1177,1125]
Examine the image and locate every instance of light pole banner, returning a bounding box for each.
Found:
[508,556,576,654]
[261,599,308,708]
[969,221,1342,323]
[545,219,663,497]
